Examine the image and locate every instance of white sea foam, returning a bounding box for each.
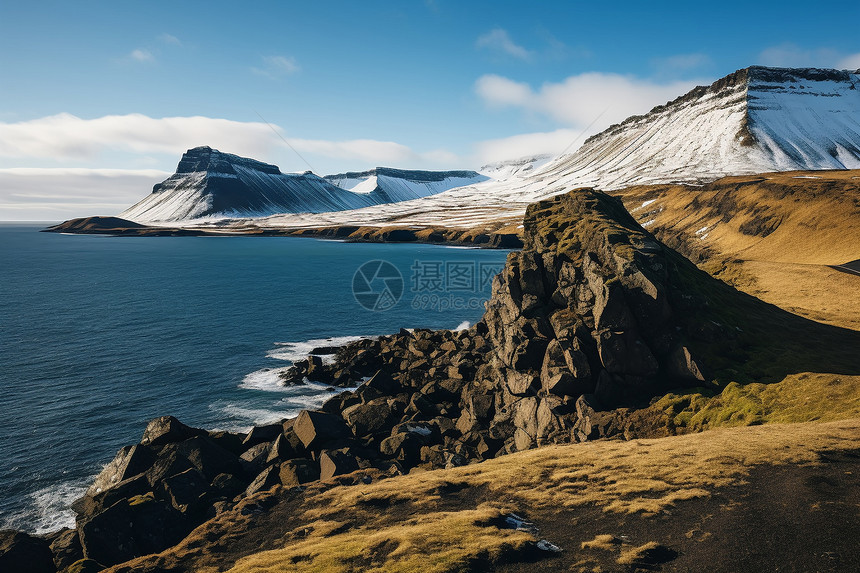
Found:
[266,336,370,363]
[4,477,92,534]
[453,320,471,331]
[239,367,293,392]
[215,381,360,431]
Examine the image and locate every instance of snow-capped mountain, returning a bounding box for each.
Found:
[533,66,860,189]
[123,67,860,228]
[324,167,487,202]
[120,147,486,223]
[230,66,860,231]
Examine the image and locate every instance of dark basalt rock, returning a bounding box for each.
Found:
[0,530,55,573]
[293,410,351,450]
[46,528,83,571]
[78,494,191,567]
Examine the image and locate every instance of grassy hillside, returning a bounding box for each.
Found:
[105,418,860,573]
[613,170,860,329]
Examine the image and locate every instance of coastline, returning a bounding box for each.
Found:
[41,216,525,249]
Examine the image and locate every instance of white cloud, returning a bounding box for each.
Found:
[757,43,860,70]
[0,113,459,172]
[0,115,463,219]
[0,168,169,221]
[475,72,699,131]
[476,28,532,61]
[129,49,154,63]
[158,33,182,46]
[288,137,457,167]
[252,55,300,79]
[474,129,579,165]
[838,53,860,70]
[0,113,278,161]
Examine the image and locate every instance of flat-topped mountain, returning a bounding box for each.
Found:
[119,147,486,223]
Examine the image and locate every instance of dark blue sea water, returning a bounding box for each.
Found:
[0,225,508,533]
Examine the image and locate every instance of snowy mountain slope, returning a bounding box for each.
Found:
[120,147,485,223]
[533,67,860,190]
[204,66,860,231]
[478,155,553,180]
[324,167,487,202]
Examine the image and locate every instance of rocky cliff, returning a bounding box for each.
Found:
[8,186,814,570]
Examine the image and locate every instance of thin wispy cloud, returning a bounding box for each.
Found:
[476,72,698,128]
[840,53,860,70]
[252,55,301,79]
[476,28,532,61]
[158,33,182,47]
[474,72,701,162]
[129,49,154,63]
[0,113,457,172]
[474,128,579,165]
[0,168,169,221]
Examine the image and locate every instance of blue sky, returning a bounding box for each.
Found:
[1,0,859,219]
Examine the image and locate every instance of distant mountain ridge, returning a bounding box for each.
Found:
[324,167,487,203]
[119,147,486,223]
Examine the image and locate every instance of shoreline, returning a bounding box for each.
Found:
[41,216,525,249]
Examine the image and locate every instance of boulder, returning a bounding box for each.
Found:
[279,459,320,488]
[159,468,210,515]
[379,432,422,467]
[86,444,154,496]
[0,530,55,573]
[293,410,351,450]
[245,465,282,497]
[48,528,83,571]
[207,430,247,456]
[667,344,707,383]
[210,473,246,499]
[75,473,151,520]
[342,399,396,437]
[140,416,202,447]
[319,449,360,481]
[241,423,283,447]
[363,370,400,394]
[322,391,360,414]
[240,441,272,473]
[77,494,191,566]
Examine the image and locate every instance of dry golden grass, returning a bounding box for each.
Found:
[108,418,860,573]
[616,170,860,330]
[227,505,532,573]
[738,260,860,330]
[580,534,618,551]
[616,541,661,565]
[220,419,860,572]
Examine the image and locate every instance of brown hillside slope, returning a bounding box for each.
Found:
[105,418,860,573]
[612,170,860,329]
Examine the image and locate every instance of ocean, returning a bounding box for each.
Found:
[0,224,508,533]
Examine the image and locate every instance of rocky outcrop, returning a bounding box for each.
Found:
[16,186,759,569]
